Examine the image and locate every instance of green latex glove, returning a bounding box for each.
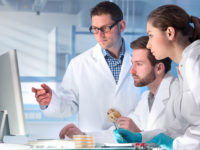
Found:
[113,128,142,143]
[147,133,173,150]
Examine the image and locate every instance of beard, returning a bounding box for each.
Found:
[133,69,156,87]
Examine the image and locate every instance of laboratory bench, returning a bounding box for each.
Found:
[0,140,163,150]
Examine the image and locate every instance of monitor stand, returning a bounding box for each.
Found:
[0,110,28,145]
[0,110,10,143]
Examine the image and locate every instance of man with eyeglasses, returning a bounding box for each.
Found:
[32,1,140,139]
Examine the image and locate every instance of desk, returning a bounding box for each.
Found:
[1,140,163,150]
[29,140,162,150]
[0,143,134,150]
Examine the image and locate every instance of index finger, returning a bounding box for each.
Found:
[32,87,37,93]
[61,124,76,133]
[41,84,51,92]
[60,127,68,139]
[59,124,76,138]
[64,123,77,129]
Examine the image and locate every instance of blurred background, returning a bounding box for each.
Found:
[0,0,199,139]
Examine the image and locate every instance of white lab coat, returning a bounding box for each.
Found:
[171,40,200,149]
[92,73,182,144]
[43,40,140,132]
[142,40,200,149]
[128,73,181,131]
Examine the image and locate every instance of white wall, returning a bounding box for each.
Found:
[0,11,78,76]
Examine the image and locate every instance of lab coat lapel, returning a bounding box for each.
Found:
[115,41,132,94]
[92,44,116,86]
[147,73,171,129]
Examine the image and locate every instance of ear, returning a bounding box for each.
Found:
[119,20,126,32]
[155,62,165,75]
[166,26,175,40]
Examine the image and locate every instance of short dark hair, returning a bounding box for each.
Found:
[90,1,123,22]
[131,36,172,73]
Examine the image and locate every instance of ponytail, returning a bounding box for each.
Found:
[191,16,200,41]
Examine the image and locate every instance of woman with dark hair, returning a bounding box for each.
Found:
[114,5,200,150]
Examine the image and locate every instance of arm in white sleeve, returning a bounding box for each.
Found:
[128,91,149,131]
[43,59,79,118]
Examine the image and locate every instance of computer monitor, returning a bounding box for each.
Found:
[0,50,26,142]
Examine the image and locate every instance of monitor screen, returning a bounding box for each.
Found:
[0,50,26,141]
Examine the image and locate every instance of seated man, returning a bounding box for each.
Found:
[114,36,183,150]
[117,36,181,133]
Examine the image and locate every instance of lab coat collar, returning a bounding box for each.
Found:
[92,43,116,85]
[178,40,200,107]
[92,38,129,61]
[91,39,132,92]
[148,73,174,126]
[182,40,200,58]
[116,40,132,93]
[92,43,102,60]
[154,72,173,102]
[179,40,200,79]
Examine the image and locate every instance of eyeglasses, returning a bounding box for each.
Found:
[89,20,120,34]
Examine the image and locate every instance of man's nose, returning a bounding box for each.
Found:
[96,29,105,37]
[130,65,136,74]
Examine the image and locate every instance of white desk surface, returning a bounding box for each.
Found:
[0,140,163,150]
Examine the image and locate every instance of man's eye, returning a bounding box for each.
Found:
[102,26,110,31]
[93,27,98,31]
